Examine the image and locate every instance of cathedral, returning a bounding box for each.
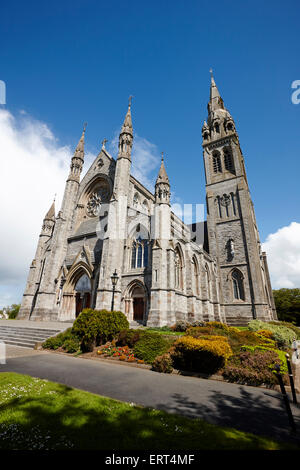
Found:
[18,75,277,326]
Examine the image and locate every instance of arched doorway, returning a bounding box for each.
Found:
[124,281,147,324]
[132,286,145,322]
[75,273,91,317]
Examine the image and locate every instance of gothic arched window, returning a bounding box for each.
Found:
[131,237,149,269]
[232,269,245,301]
[192,256,200,296]
[205,263,211,298]
[175,247,183,290]
[224,147,235,174]
[212,152,222,173]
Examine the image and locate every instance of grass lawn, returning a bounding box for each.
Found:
[0,373,297,451]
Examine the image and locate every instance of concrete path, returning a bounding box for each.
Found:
[0,319,73,330]
[1,346,300,446]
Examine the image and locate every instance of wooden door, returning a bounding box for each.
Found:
[133,298,144,321]
[75,293,82,317]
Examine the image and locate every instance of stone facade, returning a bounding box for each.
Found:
[18,77,277,326]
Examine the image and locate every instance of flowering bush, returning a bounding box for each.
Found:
[171,335,233,375]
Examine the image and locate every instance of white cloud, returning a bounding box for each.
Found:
[0,109,73,307]
[262,222,300,289]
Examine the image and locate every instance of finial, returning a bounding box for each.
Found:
[53,193,57,203]
[83,122,87,132]
[209,68,213,77]
[161,151,164,162]
[101,138,108,149]
[128,95,133,107]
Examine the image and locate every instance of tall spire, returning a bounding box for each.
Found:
[73,122,86,161]
[156,152,170,185]
[118,97,133,160]
[67,124,86,182]
[209,69,224,112]
[155,152,170,204]
[121,96,133,136]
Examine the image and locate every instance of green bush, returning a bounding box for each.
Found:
[152,353,174,373]
[248,320,295,349]
[269,321,300,340]
[133,332,174,364]
[72,309,129,352]
[42,328,74,350]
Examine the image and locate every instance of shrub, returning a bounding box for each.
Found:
[62,337,81,353]
[248,320,295,349]
[152,353,174,373]
[72,309,129,352]
[116,329,144,348]
[223,349,288,387]
[42,328,74,350]
[269,321,300,340]
[133,332,174,364]
[256,329,274,340]
[171,335,232,375]
[171,321,190,332]
[206,321,230,332]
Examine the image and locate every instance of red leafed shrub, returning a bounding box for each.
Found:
[222,349,287,387]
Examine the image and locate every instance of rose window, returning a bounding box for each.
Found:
[86,185,110,217]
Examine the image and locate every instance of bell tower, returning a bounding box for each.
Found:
[202,72,276,324]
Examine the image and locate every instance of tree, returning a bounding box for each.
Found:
[0,303,21,319]
[273,289,300,325]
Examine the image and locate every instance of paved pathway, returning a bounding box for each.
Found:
[1,346,300,446]
[0,319,73,330]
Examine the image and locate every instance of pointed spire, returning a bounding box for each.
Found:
[73,123,86,161]
[209,70,224,112]
[156,152,170,185]
[121,96,133,136]
[44,200,55,221]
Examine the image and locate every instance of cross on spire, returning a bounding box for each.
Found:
[128,95,133,107]
[101,138,108,149]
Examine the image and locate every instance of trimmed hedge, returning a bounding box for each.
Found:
[171,335,233,375]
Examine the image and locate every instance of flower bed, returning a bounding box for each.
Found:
[95,342,144,364]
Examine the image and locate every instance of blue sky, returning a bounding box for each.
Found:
[0,0,300,306]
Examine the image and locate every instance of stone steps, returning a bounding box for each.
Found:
[0,325,61,349]
[129,321,145,329]
[225,316,252,327]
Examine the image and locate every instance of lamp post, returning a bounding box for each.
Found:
[110,269,119,312]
